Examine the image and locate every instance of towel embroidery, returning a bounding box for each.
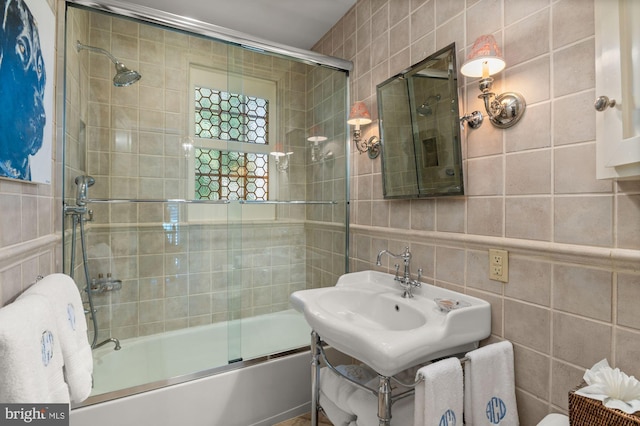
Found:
[67,303,76,330]
[439,409,456,426]
[486,396,507,424]
[41,330,54,366]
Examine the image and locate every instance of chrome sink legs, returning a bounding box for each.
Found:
[311,331,321,426]
[377,376,392,425]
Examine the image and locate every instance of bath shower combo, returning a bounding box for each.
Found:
[65,175,121,350]
[65,42,142,350]
[65,1,350,423]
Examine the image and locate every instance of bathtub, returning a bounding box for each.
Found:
[71,309,313,426]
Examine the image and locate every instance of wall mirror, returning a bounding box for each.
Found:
[377,43,464,199]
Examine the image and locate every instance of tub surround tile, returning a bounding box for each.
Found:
[139,299,164,323]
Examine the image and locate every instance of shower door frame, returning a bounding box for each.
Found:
[61,0,353,404]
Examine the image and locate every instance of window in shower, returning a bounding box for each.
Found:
[188,66,277,220]
[194,149,268,201]
[194,88,269,144]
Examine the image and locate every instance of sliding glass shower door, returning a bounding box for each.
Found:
[62,2,349,399]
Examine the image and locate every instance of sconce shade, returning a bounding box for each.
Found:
[460,34,506,78]
[270,143,292,156]
[307,124,328,142]
[347,101,372,126]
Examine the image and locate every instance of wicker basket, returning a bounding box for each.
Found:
[569,384,640,425]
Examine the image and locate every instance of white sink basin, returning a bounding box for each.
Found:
[290,270,491,376]
[315,288,427,331]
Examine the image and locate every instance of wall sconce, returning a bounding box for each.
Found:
[347,101,380,158]
[270,143,293,172]
[307,125,333,163]
[460,34,526,129]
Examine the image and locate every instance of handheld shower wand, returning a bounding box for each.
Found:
[75,175,95,206]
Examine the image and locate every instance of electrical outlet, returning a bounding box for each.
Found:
[489,249,508,282]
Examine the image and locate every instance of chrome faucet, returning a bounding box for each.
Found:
[95,337,121,351]
[376,247,423,298]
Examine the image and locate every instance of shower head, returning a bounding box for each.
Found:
[416,104,433,116]
[113,62,142,87]
[76,41,141,87]
[75,175,95,207]
[417,94,441,117]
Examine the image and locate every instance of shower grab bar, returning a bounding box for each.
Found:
[86,198,231,204]
[84,198,338,205]
[239,200,338,205]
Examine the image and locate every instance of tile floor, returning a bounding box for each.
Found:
[274,412,333,426]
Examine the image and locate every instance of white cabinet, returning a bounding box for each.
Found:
[595,0,640,179]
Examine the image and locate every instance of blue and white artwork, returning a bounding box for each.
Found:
[0,0,54,184]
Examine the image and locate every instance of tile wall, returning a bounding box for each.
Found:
[312,0,640,424]
[61,7,348,340]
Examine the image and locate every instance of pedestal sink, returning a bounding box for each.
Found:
[290,270,491,377]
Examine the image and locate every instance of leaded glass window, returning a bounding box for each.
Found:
[194,86,270,201]
[195,149,268,201]
[195,87,268,144]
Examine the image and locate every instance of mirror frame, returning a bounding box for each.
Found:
[377,43,464,199]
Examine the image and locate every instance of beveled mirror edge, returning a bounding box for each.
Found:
[376,42,465,200]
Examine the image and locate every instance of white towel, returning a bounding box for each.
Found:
[320,365,376,414]
[19,273,93,403]
[414,358,463,426]
[0,295,70,403]
[347,376,414,426]
[464,341,519,425]
[319,390,356,426]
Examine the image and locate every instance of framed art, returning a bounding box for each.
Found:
[0,0,54,184]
